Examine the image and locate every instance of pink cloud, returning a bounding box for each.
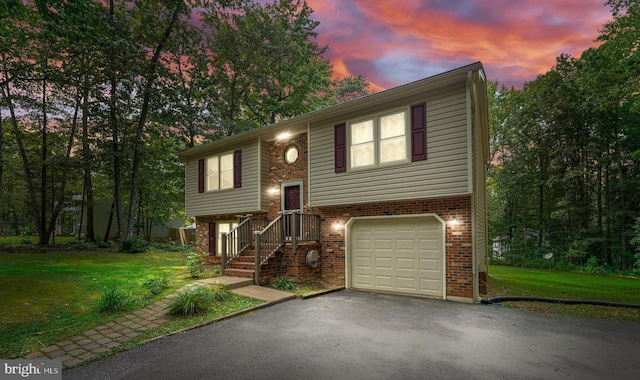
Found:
[307,0,612,89]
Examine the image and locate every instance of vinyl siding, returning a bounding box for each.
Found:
[309,89,470,207]
[185,141,263,216]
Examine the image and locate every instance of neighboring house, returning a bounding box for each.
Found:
[79,200,185,241]
[177,62,489,303]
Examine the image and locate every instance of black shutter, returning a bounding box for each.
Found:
[233,150,242,188]
[334,123,346,173]
[198,159,205,193]
[411,103,427,162]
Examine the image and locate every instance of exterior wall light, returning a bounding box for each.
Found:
[268,187,279,195]
[333,221,343,230]
[277,131,291,141]
[449,217,459,227]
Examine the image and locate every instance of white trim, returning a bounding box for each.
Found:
[347,107,410,171]
[345,214,447,300]
[466,71,474,195]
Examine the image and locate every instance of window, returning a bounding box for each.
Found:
[334,103,426,174]
[198,150,241,193]
[217,221,238,254]
[285,146,299,164]
[349,110,407,169]
[207,153,234,191]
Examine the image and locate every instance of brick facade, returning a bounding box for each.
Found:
[267,132,309,220]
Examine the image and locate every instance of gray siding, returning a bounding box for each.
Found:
[309,89,470,207]
[185,141,263,216]
[259,139,270,211]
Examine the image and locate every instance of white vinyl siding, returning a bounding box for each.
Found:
[309,89,469,207]
[185,142,262,216]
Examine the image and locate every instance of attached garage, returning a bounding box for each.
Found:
[347,215,445,299]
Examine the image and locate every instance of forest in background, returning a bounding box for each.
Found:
[487,0,640,273]
[0,0,371,248]
[2,0,639,274]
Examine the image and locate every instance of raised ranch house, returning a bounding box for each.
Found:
[177,62,489,303]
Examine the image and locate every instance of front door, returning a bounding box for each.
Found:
[282,183,302,240]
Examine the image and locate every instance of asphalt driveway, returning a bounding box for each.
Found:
[64,290,640,380]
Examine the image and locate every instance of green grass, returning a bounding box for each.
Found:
[0,235,78,245]
[0,250,210,358]
[487,265,640,321]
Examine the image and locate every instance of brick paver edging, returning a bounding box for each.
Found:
[21,281,299,369]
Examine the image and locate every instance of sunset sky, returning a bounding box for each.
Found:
[303,0,613,90]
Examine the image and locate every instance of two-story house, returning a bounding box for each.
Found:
[177,62,489,303]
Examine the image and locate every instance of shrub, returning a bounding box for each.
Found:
[99,285,134,312]
[164,285,215,316]
[187,252,208,278]
[270,276,296,290]
[122,237,148,253]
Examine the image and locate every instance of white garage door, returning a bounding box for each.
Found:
[349,216,444,298]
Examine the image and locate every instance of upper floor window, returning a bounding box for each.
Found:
[198,150,241,193]
[349,110,407,169]
[207,153,234,191]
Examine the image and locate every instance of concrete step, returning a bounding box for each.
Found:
[204,276,253,289]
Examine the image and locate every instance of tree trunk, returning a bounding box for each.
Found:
[109,0,124,247]
[125,1,183,241]
[81,78,95,242]
[2,53,42,243]
[39,59,48,244]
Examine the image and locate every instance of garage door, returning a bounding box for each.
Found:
[349,216,444,298]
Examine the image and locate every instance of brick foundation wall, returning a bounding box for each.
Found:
[259,242,323,285]
[309,196,474,299]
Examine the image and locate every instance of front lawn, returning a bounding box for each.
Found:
[487,265,640,321]
[0,250,211,358]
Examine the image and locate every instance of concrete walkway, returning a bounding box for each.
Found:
[23,276,295,369]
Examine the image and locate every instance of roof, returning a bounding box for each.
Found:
[177,61,486,160]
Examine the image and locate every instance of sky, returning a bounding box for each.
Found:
[303,0,613,91]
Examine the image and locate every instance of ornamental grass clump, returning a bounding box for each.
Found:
[210,283,232,301]
[139,274,171,300]
[99,285,135,312]
[270,276,296,290]
[165,285,214,316]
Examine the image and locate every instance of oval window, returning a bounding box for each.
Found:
[285,146,299,164]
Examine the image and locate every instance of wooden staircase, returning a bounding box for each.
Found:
[222,248,256,278]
